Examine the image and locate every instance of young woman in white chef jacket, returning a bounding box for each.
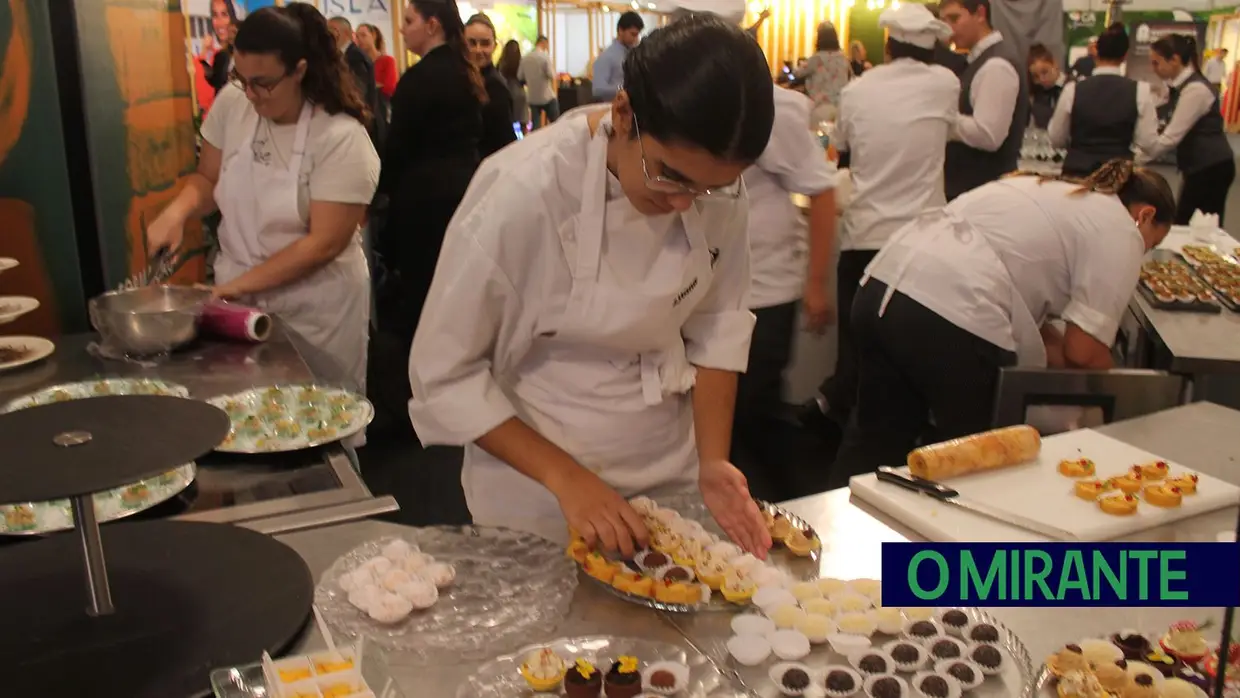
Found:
[147,5,379,397]
[833,160,1175,478]
[408,14,776,558]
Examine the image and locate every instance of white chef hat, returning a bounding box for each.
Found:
[879,4,952,50]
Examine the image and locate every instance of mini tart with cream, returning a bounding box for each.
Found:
[1073,479,1113,501]
[583,552,621,584]
[695,558,728,590]
[651,530,683,555]
[1110,469,1144,494]
[1167,473,1200,494]
[1098,493,1139,516]
[769,514,794,541]
[1143,483,1184,508]
[784,528,820,557]
[1058,458,1096,477]
[519,648,568,692]
[1139,460,1171,480]
[721,570,757,604]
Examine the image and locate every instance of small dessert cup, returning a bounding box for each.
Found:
[770,629,812,661]
[870,607,905,635]
[634,549,671,573]
[837,612,879,638]
[605,659,644,698]
[791,580,824,602]
[309,647,358,675]
[936,609,970,637]
[272,656,315,684]
[902,618,945,646]
[863,673,909,698]
[828,632,874,658]
[822,665,865,698]
[315,669,365,698]
[641,660,689,696]
[803,598,837,617]
[901,608,935,622]
[769,661,815,697]
[831,591,875,614]
[732,613,776,637]
[771,603,808,630]
[1125,661,1167,688]
[850,648,897,677]
[847,578,883,603]
[653,564,696,584]
[728,633,773,666]
[965,642,1005,676]
[960,619,1002,646]
[282,677,323,698]
[796,613,837,644]
[909,670,961,698]
[754,587,798,613]
[883,639,930,673]
[925,637,968,663]
[817,577,850,596]
[933,659,983,691]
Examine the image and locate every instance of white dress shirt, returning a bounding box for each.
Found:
[744,87,836,309]
[1204,56,1227,84]
[1141,67,1219,160]
[1047,66,1160,153]
[952,32,1020,152]
[836,59,960,250]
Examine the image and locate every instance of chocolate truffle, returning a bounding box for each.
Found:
[661,566,692,582]
[823,669,852,692]
[971,644,1003,670]
[930,640,961,659]
[649,669,676,689]
[919,675,950,698]
[968,623,1000,644]
[946,663,976,685]
[859,654,890,674]
[640,551,668,568]
[870,676,903,698]
[891,643,921,664]
[941,610,968,629]
[909,621,938,639]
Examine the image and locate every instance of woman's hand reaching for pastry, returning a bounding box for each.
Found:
[700,459,772,559]
[549,467,649,558]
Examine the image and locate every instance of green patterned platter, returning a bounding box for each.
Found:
[207,384,374,454]
[0,378,197,535]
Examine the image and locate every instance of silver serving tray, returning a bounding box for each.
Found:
[581,496,822,614]
[208,384,374,454]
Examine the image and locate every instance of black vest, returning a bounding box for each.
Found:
[1029,82,1063,129]
[944,38,1029,201]
[1063,73,1138,177]
[1168,72,1232,174]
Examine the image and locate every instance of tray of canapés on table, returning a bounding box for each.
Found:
[570,497,821,613]
[1138,257,1222,313]
[210,638,404,698]
[316,527,578,659]
[460,636,738,698]
[718,580,1032,698]
[207,384,374,453]
[0,378,198,535]
[1179,245,1240,312]
[1037,620,1240,698]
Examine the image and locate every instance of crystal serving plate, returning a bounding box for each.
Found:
[315,526,578,662]
[208,384,374,453]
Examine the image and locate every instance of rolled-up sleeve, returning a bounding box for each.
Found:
[407,173,542,445]
[681,198,757,372]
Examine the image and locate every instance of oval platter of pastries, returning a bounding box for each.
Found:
[1036,619,1239,697]
[569,495,822,613]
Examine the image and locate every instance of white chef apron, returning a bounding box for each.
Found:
[214,102,371,420]
[463,115,715,544]
[861,208,1047,368]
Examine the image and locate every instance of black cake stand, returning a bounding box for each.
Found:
[0,395,316,696]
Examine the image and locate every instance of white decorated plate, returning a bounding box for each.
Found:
[0,336,54,372]
[0,296,38,324]
[208,384,374,453]
[2,377,190,412]
[315,527,578,662]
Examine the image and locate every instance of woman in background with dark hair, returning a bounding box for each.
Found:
[464,14,518,157]
[408,14,776,555]
[498,40,529,132]
[1026,43,1064,128]
[147,4,379,404]
[357,23,397,100]
[797,22,852,124]
[1145,33,1235,224]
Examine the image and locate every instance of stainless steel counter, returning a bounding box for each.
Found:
[275,401,1240,695]
[0,328,397,534]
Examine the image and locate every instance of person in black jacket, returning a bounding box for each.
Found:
[329,16,383,148]
[464,14,518,157]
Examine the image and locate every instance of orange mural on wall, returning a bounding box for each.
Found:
[0,0,60,338]
[104,1,204,284]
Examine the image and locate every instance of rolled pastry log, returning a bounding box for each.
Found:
[907,425,1041,480]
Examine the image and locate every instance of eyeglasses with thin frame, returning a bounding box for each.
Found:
[229,68,289,95]
[631,117,742,199]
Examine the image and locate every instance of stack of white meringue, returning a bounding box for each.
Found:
[337,539,456,624]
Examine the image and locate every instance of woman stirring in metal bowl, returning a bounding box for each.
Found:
[145,5,379,398]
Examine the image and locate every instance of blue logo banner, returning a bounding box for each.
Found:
[880,543,1240,607]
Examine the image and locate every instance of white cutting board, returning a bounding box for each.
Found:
[849,429,1240,542]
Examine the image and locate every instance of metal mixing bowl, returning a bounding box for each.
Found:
[89,285,212,355]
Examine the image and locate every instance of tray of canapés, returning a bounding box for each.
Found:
[1138,258,1222,313]
[721,582,1032,698]
[569,497,821,613]
[208,384,374,453]
[1036,619,1239,698]
[1180,245,1240,312]
[0,378,198,535]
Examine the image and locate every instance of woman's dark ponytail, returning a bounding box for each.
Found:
[235,5,370,126]
[410,0,489,105]
[1151,33,1202,73]
[1013,158,1176,225]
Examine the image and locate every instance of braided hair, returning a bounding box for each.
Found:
[1007,159,1176,224]
[235,4,370,126]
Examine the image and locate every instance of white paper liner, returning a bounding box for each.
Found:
[796,613,838,644]
[732,613,777,637]
[849,648,897,677]
[770,629,812,661]
[769,661,815,697]
[933,658,984,691]
[837,611,879,637]
[925,636,968,664]
[822,665,865,698]
[640,660,690,696]
[964,641,1006,676]
[728,633,773,666]
[902,617,945,646]
[935,608,971,637]
[909,670,962,698]
[960,618,1003,646]
[882,639,930,673]
[863,672,909,698]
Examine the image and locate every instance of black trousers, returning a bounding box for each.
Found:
[831,280,1017,487]
[1175,159,1236,226]
[732,300,799,501]
[818,249,879,425]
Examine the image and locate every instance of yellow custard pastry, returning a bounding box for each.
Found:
[1143,483,1184,508]
[1090,661,1129,693]
[628,575,655,598]
[1073,479,1113,501]
[611,569,642,594]
[654,579,698,605]
[566,539,590,564]
[651,530,683,555]
[1167,473,1199,494]
[721,571,757,604]
[520,648,568,692]
[583,552,620,584]
[1098,493,1139,516]
[1138,460,1170,480]
[770,515,793,541]
[674,538,703,565]
[1056,670,1106,698]
[1110,469,1144,494]
[1058,458,1096,477]
[784,528,820,557]
[696,559,728,590]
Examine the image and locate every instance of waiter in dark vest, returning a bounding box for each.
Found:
[1048,24,1159,178]
[1143,33,1236,224]
[938,0,1028,201]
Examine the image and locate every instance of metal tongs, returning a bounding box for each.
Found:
[117,212,183,291]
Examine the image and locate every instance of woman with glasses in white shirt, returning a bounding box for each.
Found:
[407,15,776,558]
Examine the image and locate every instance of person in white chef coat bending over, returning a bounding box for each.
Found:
[833,160,1175,477]
[147,5,379,397]
[408,14,776,558]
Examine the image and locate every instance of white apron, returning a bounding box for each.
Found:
[861,208,1047,368]
[213,103,371,405]
[464,117,716,544]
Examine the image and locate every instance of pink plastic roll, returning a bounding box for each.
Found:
[200,300,272,343]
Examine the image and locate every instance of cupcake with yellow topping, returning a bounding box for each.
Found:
[695,558,728,590]
[565,658,603,698]
[519,648,567,692]
[605,656,643,698]
[722,569,757,604]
